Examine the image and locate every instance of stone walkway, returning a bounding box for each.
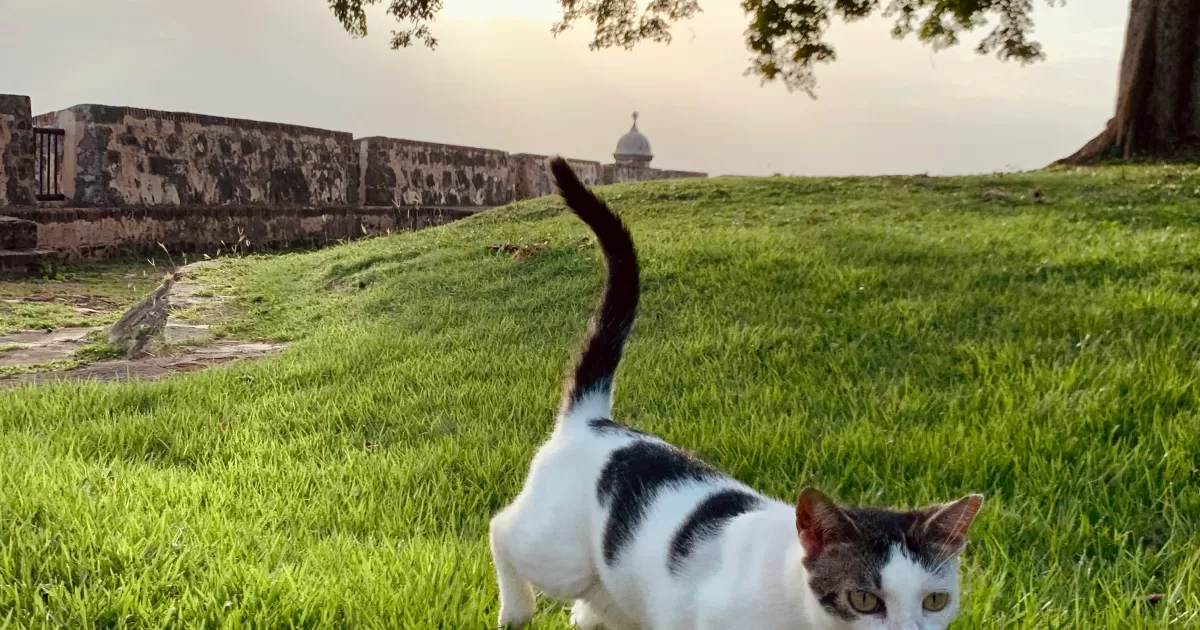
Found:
[0,326,103,367]
[0,261,287,387]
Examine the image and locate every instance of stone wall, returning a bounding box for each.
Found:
[0,216,37,250]
[21,99,706,211]
[511,154,602,200]
[0,95,36,207]
[601,163,708,185]
[10,94,708,219]
[38,105,357,207]
[652,168,710,180]
[0,205,476,259]
[0,96,711,272]
[358,137,513,207]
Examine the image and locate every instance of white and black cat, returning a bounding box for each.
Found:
[489,158,984,630]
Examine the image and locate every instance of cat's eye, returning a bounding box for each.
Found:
[923,592,951,612]
[848,590,883,614]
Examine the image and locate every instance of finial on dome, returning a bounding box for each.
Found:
[631,111,639,130]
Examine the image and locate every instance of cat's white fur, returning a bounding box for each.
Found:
[490,393,963,630]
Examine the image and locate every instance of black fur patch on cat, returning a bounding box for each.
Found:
[806,507,949,621]
[597,440,720,565]
[667,489,764,575]
[588,418,648,437]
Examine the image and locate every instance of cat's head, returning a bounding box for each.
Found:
[794,489,983,630]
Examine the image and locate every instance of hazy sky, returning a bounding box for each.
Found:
[0,0,1129,176]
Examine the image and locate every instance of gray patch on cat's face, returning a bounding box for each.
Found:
[806,540,887,620]
[804,507,953,621]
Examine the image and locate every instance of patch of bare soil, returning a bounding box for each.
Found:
[0,260,287,387]
[488,239,550,263]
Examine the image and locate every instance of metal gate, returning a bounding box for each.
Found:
[34,127,65,202]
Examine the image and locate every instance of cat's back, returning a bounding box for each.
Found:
[585,432,778,621]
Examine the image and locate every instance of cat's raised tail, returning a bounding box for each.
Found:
[550,157,639,423]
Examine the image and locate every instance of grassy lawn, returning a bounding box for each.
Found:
[2,164,1200,628]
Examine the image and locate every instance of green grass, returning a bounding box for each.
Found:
[72,332,126,363]
[3,164,1200,628]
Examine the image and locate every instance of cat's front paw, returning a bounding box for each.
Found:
[569,601,604,629]
[498,605,535,629]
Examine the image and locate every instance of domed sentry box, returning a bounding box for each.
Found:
[613,112,654,168]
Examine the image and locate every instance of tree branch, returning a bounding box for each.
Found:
[327,0,1057,95]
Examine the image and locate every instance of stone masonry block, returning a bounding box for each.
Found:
[0,215,38,250]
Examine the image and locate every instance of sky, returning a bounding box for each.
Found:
[0,0,1130,177]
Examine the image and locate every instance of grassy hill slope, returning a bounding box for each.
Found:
[2,165,1199,628]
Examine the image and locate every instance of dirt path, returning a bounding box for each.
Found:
[0,261,287,387]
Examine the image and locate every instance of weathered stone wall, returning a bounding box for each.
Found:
[1,205,476,259]
[511,154,602,200]
[38,105,357,207]
[651,168,709,180]
[602,163,707,185]
[0,95,37,207]
[0,216,37,250]
[358,137,513,207]
[17,96,708,219]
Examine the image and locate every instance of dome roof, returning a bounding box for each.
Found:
[614,112,653,159]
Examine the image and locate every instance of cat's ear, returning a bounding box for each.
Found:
[917,494,984,554]
[795,488,858,558]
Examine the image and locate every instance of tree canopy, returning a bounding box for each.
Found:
[328,0,1059,96]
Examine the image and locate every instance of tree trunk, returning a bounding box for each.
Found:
[1059,0,1200,164]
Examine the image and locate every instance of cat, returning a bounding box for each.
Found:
[488,158,984,630]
